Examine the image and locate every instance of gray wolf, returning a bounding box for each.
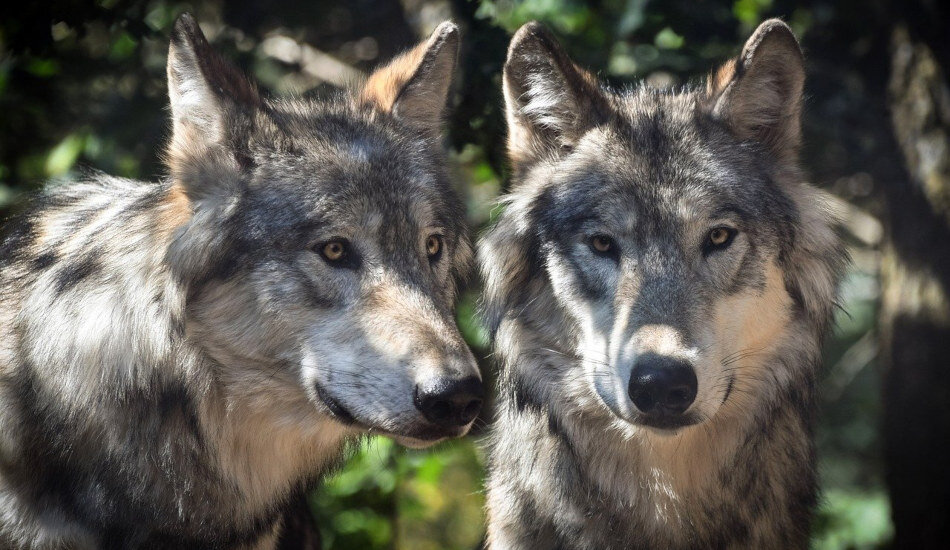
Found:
[0,14,481,549]
[480,19,847,549]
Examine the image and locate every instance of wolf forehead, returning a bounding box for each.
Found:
[530,89,798,241]
[225,101,465,236]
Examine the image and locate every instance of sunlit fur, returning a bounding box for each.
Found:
[481,20,847,549]
[0,15,477,549]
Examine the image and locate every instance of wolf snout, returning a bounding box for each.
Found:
[413,376,483,428]
[628,354,698,417]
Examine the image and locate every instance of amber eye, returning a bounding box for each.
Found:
[322,240,346,261]
[426,235,443,260]
[709,228,730,245]
[591,235,614,254]
[705,227,736,252]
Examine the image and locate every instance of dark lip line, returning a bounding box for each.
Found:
[313,383,356,425]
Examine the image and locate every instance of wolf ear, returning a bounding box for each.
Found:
[359,22,459,132]
[166,13,261,200]
[503,22,610,171]
[478,205,538,335]
[706,19,805,162]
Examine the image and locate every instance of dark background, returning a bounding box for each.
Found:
[1,1,948,548]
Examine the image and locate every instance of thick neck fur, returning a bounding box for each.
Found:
[0,176,347,548]
[487,267,823,549]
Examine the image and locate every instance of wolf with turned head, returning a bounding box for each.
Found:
[480,19,847,549]
[0,14,482,549]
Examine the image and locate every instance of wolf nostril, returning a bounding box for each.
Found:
[431,400,451,420]
[628,355,697,416]
[663,385,696,414]
[667,388,691,408]
[414,376,484,428]
[461,399,482,423]
[631,388,657,413]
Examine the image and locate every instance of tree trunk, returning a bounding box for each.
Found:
[881,23,950,548]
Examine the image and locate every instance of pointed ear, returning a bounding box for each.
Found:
[359,21,459,131]
[706,19,805,162]
[166,13,261,199]
[503,22,610,171]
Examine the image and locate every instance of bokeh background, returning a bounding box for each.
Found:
[2,1,948,548]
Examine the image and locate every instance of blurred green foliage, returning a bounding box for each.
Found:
[0,1,895,549]
[314,437,486,549]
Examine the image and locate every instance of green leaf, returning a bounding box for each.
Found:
[45,134,86,177]
[110,32,138,60]
[654,27,684,50]
[26,58,61,78]
[733,0,774,28]
[0,182,19,209]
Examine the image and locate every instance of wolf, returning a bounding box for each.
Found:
[0,13,482,549]
[480,19,847,549]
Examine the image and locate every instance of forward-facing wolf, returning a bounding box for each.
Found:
[0,14,483,549]
[481,19,847,549]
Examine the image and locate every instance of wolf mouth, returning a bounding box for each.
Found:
[604,403,703,432]
[313,383,357,425]
[313,383,462,442]
[636,413,702,431]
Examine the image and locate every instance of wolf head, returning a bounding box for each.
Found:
[164,15,480,446]
[482,20,843,434]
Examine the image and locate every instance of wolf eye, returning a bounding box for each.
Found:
[590,234,617,256]
[321,240,347,262]
[426,235,443,261]
[704,227,737,253]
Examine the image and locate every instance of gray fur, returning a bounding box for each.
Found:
[0,14,478,549]
[481,20,847,549]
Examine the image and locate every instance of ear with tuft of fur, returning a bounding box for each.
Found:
[706,19,805,162]
[503,22,610,171]
[166,13,261,201]
[359,21,459,131]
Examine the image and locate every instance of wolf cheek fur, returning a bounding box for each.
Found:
[482,19,847,550]
[0,14,482,549]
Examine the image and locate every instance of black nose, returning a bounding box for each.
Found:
[414,376,484,428]
[628,355,697,416]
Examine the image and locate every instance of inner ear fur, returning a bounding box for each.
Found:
[359,21,459,131]
[706,18,805,161]
[166,13,261,202]
[502,21,611,171]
